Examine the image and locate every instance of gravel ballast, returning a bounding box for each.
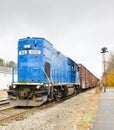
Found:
[0,88,100,130]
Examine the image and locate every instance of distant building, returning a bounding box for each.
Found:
[0,66,17,90]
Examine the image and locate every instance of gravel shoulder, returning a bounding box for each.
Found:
[0,88,100,130]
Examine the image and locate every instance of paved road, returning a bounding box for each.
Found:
[90,88,114,130]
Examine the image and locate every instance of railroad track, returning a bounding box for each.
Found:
[0,98,70,126]
[0,88,95,126]
[0,99,58,126]
[0,106,38,125]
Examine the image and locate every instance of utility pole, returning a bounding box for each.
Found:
[100,47,108,92]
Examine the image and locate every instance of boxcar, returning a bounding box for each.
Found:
[78,64,98,89]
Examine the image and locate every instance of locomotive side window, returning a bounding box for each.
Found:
[19,50,27,55]
[29,50,41,54]
[45,62,50,78]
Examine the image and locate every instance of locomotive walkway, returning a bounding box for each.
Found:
[90,88,114,130]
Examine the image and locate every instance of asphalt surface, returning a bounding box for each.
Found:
[90,88,114,130]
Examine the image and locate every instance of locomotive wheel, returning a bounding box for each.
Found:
[55,89,63,101]
[73,87,78,94]
[75,86,81,94]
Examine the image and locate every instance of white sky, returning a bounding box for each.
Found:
[0,0,114,78]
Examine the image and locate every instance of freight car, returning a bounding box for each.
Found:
[78,64,98,90]
[8,37,81,106]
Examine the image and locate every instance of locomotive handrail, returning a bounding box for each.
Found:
[41,67,54,84]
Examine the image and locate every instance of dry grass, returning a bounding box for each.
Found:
[76,88,100,130]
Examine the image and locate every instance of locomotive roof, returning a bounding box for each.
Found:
[18,37,53,46]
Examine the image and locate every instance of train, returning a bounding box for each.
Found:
[8,37,98,106]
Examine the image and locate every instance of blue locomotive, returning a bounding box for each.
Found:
[8,37,80,106]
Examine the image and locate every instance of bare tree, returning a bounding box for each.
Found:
[106,52,114,73]
[0,58,4,66]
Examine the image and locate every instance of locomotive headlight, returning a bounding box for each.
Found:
[24,44,31,49]
[44,84,49,87]
[36,85,40,89]
[13,85,16,89]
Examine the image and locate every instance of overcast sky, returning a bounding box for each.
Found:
[0,0,114,78]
